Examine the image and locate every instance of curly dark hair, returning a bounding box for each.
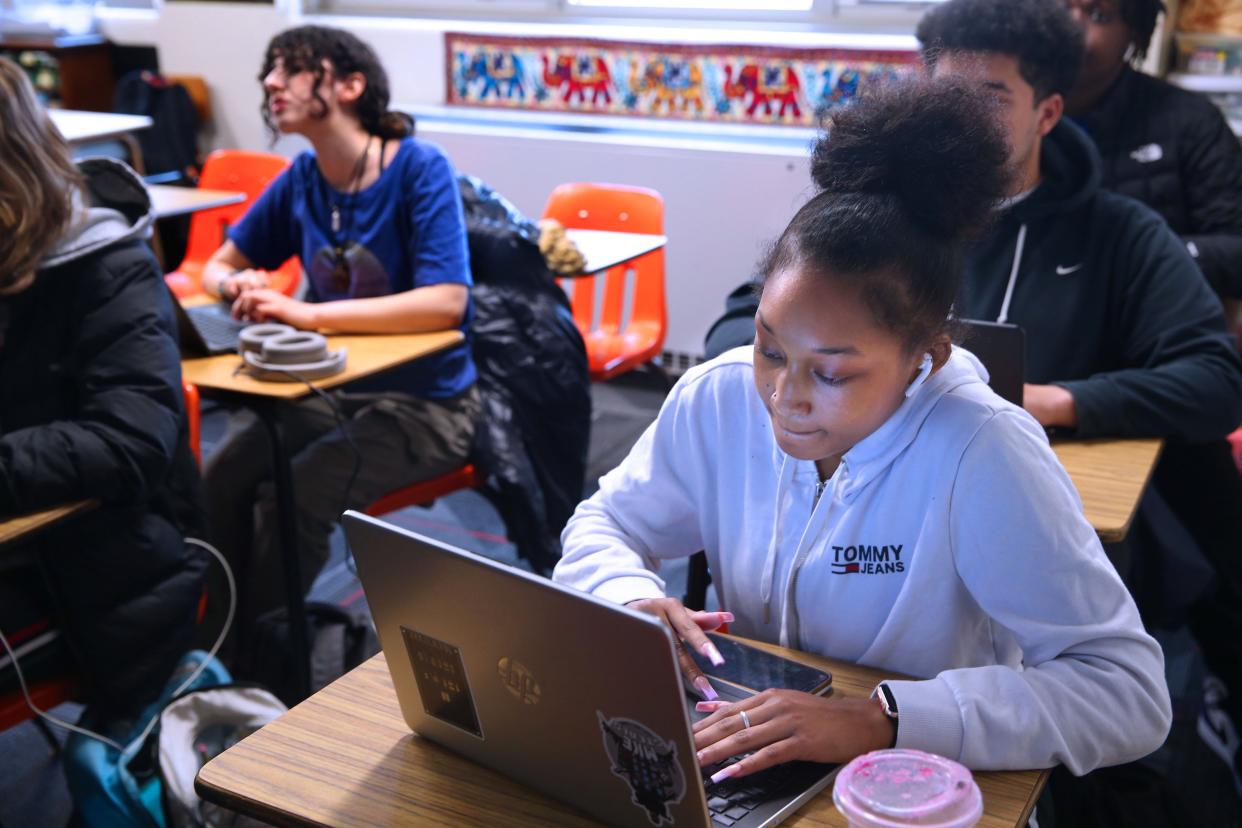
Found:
[259,25,413,142]
[1121,0,1167,60]
[761,78,1011,353]
[916,0,1085,100]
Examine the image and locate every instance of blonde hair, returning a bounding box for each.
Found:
[0,57,83,295]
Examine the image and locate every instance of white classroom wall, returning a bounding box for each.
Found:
[97,4,908,356]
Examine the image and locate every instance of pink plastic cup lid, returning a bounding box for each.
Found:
[832,749,983,828]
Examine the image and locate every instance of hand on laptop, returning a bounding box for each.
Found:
[691,690,894,782]
[625,597,733,703]
[232,289,318,330]
[219,269,269,301]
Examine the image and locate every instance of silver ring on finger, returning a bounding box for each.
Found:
[738,709,751,730]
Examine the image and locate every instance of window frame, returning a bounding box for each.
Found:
[304,0,939,27]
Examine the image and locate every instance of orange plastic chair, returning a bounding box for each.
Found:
[542,183,668,382]
[363,464,481,519]
[184,381,201,467]
[164,149,302,299]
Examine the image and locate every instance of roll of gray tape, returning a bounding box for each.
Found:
[241,347,348,382]
[260,332,329,365]
[238,323,296,355]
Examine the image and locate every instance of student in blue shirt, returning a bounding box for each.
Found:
[199,25,479,648]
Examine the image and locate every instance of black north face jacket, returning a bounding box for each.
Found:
[1075,66,1242,299]
[957,120,1242,441]
[0,159,206,719]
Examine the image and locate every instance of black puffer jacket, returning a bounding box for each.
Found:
[1075,66,1242,298]
[457,176,591,574]
[0,159,206,719]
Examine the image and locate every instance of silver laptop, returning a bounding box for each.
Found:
[344,512,839,828]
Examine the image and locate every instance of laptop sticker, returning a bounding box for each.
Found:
[401,626,483,739]
[597,711,686,826]
[497,657,542,705]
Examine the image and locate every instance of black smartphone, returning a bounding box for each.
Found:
[689,632,832,696]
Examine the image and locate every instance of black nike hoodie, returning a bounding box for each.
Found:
[957,120,1242,440]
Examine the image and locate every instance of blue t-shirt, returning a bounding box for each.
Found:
[229,137,476,399]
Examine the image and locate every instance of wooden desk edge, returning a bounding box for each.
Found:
[1051,437,1164,542]
[0,500,97,548]
[1110,438,1164,542]
[194,776,311,828]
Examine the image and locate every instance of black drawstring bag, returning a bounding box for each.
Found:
[238,602,378,708]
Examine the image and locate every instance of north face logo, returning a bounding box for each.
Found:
[831,544,905,575]
[1130,143,1163,164]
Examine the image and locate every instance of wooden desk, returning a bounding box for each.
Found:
[197,648,1046,828]
[48,109,152,144]
[182,328,464,699]
[0,501,96,550]
[1052,438,1163,543]
[48,109,151,174]
[564,228,666,274]
[149,185,245,220]
[181,330,463,399]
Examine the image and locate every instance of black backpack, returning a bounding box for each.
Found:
[703,280,760,360]
[112,70,201,180]
[239,602,379,707]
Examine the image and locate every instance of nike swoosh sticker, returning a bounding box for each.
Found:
[1056,263,1084,275]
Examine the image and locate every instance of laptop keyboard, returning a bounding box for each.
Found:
[701,757,831,827]
[186,303,248,352]
[685,684,835,827]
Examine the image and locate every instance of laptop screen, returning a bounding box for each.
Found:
[959,319,1025,406]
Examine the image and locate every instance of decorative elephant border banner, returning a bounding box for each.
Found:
[444,33,918,128]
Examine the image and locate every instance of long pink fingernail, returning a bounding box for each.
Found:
[718,612,735,622]
[694,676,718,701]
[701,641,725,667]
[695,701,725,712]
[710,765,741,784]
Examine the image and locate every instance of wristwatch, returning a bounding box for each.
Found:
[871,682,899,748]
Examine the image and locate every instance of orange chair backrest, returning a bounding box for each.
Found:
[173,149,300,295]
[542,183,666,346]
[183,381,201,467]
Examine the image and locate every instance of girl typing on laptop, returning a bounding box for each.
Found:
[554,79,1171,783]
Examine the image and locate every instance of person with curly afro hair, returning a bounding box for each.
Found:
[556,75,1170,781]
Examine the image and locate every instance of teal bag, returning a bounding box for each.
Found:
[63,650,232,828]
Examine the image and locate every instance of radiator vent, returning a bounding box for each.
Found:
[660,349,707,377]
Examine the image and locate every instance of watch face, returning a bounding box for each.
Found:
[878,684,898,717]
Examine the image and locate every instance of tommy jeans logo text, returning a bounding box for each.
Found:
[831,544,905,575]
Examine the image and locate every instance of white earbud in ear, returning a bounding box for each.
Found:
[905,353,934,398]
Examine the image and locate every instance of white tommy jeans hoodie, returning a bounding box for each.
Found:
[555,346,1171,774]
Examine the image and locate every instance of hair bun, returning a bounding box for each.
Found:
[379,110,415,140]
[810,78,1011,241]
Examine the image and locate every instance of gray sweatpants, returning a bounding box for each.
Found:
[200,386,479,656]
